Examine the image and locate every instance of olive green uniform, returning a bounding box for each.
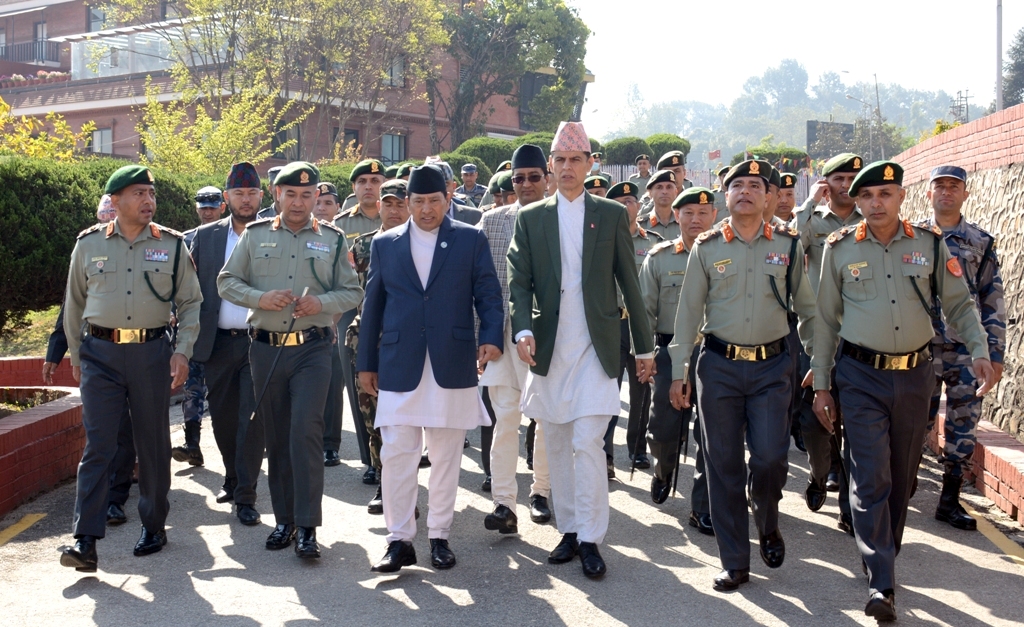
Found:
[66,220,203,539]
[346,227,383,471]
[642,209,680,241]
[792,197,863,294]
[217,215,363,528]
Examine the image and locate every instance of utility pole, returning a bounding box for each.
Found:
[874,74,884,159]
[997,0,1004,111]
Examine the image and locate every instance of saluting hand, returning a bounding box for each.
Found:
[974,358,997,397]
[359,371,378,397]
[669,379,691,410]
[259,289,294,311]
[810,180,829,205]
[170,353,189,389]
[516,336,537,366]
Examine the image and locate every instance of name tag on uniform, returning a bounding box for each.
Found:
[91,256,108,262]
[902,252,929,266]
[668,270,685,276]
[307,241,330,253]
[346,233,359,239]
[713,259,732,274]
[766,252,790,266]
[636,249,648,257]
[847,261,868,277]
[260,242,277,247]
[145,249,169,262]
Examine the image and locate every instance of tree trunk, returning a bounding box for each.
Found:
[426,78,440,154]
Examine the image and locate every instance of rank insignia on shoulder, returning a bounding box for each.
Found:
[649,240,674,255]
[696,230,715,243]
[78,223,105,239]
[247,217,274,228]
[674,240,686,254]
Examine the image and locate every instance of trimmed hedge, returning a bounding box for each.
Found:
[452,137,514,172]
[646,134,691,162]
[730,146,808,166]
[439,152,493,185]
[602,137,653,165]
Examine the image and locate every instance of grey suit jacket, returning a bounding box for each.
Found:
[451,201,483,226]
[188,217,231,363]
[480,202,519,323]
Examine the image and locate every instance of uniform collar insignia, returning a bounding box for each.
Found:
[271,215,282,230]
[638,226,647,238]
[722,222,735,243]
[105,221,116,238]
[763,222,773,241]
[674,239,685,254]
[855,221,867,242]
[649,214,658,226]
[312,217,321,234]
[902,219,915,239]
[149,223,162,239]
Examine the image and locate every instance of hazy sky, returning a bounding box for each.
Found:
[569,0,1024,138]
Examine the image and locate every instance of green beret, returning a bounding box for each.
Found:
[779,172,797,189]
[607,181,639,200]
[349,159,386,182]
[672,186,716,209]
[656,151,686,170]
[317,182,338,198]
[384,165,399,179]
[487,173,502,194]
[849,160,903,197]
[496,160,512,172]
[715,165,731,177]
[822,153,864,177]
[395,163,414,178]
[767,164,781,189]
[722,159,769,188]
[634,154,651,164]
[646,169,677,190]
[583,175,608,191]
[274,161,319,187]
[498,171,515,193]
[105,165,154,194]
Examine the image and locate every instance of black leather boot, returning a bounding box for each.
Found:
[171,421,204,466]
[935,473,977,530]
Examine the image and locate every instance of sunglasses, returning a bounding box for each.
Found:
[511,174,545,184]
[195,193,222,203]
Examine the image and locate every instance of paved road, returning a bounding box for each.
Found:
[2,395,1023,627]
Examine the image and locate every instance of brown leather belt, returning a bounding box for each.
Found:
[704,334,785,362]
[251,326,330,347]
[842,341,930,371]
[89,324,168,344]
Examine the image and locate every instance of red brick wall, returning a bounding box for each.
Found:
[894,102,1024,185]
[0,357,77,388]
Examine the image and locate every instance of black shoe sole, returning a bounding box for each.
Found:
[483,516,518,535]
[170,448,189,462]
[296,548,321,559]
[865,600,897,621]
[688,518,715,536]
[431,558,456,570]
[367,504,383,515]
[582,566,606,579]
[324,460,341,467]
[133,543,165,557]
[106,517,127,526]
[548,551,577,564]
[60,552,97,572]
[372,555,417,573]
[530,513,551,524]
[713,573,749,590]
[238,517,261,526]
[934,512,977,530]
[266,539,295,550]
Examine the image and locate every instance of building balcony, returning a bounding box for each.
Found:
[0,41,61,66]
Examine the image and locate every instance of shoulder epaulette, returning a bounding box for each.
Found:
[354,229,377,242]
[152,223,184,238]
[77,222,105,239]
[319,220,344,235]
[911,220,943,238]
[695,226,723,244]
[648,239,675,255]
[825,224,857,246]
[246,216,275,229]
[772,222,798,238]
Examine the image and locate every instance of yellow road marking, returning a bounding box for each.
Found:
[0,513,47,547]
[961,501,1024,570]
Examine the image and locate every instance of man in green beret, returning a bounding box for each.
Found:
[496,170,518,206]
[763,164,784,225]
[384,165,399,180]
[810,160,994,621]
[396,163,414,180]
[218,161,364,559]
[477,172,503,213]
[668,159,816,590]
[60,165,203,571]
[583,174,609,198]
[313,182,340,222]
[776,172,798,222]
[628,154,653,191]
[643,170,681,240]
[639,186,717,535]
[712,165,730,218]
[640,151,693,219]
[790,152,864,532]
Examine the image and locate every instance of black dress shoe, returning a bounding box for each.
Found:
[688,511,715,536]
[464,437,471,449]
[578,542,606,579]
[363,466,379,485]
[630,454,651,469]
[60,536,98,572]
[548,533,579,564]
[838,513,855,537]
[324,450,341,467]
[266,523,296,550]
[865,590,897,622]
[216,479,236,504]
[530,495,551,523]
[484,504,518,534]
[805,479,827,512]
[759,529,785,569]
[367,485,383,515]
[429,538,456,569]
[106,503,127,525]
[826,470,840,492]
[713,568,749,590]
[419,453,431,468]
[651,475,671,504]
[237,504,261,526]
[133,527,167,556]
[606,458,616,480]
[371,540,417,573]
[481,476,492,492]
[294,527,320,558]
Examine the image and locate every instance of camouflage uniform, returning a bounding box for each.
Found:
[182,360,207,424]
[924,217,1005,477]
[347,228,383,471]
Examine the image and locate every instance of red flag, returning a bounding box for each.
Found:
[708,149,721,160]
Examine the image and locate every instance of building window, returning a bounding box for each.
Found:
[383,56,405,88]
[381,133,406,165]
[272,125,300,161]
[91,128,113,154]
[343,129,359,149]
[161,1,181,19]
[88,8,105,32]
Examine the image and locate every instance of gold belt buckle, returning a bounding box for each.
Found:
[275,331,304,347]
[730,344,761,362]
[876,354,911,370]
[114,328,142,344]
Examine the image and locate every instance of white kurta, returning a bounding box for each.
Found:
[520,191,620,424]
[376,219,490,430]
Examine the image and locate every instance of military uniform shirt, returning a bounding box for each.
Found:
[670,219,816,380]
[618,227,663,309]
[922,217,1006,362]
[334,205,382,243]
[65,220,203,366]
[644,209,680,241]
[628,172,651,192]
[811,220,989,390]
[792,197,862,294]
[217,215,363,331]
[455,183,487,208]
[639,238,690,335]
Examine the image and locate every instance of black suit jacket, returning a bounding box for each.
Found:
[188,217,231,363]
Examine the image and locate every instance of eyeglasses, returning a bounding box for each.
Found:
[511,174,545,184]
[195,194,222,203]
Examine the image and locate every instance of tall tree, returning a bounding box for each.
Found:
[1003,26,1024,108]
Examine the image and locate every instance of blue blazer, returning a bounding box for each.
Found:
[356,215,504,392]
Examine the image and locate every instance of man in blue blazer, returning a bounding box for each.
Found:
[357,165,503,573]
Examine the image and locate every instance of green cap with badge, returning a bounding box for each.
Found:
[657,151,686,170]
[317,182,338,198]
[672,186,715,209]
[498,170,515,193]
[646,169,677,190]
[848,160,903,197]
[105,165,155,195]
[384,165,399,179]
[607,181,639,200]
[767,164,781,189]
[274,161,319,187]
[822,153,864,177]
[779,172,797,189]
[583,175,607,191]
[722,159,770,188]
[349,159,386,182]
[395,162,414,178]
[496,160,512,172]
[715,165,731,177]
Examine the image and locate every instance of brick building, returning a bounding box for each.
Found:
[0,0,593,171]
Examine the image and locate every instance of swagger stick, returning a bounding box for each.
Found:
[249,287,309,421]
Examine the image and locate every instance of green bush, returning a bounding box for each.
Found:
[511,132,554,151]
[438,153,493,185]
[589,137,602,154]
[316,163,357,200]
[452,137,514,171]
[730,146,808,166]
[602,137,653,165]
[646,134,691,163]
